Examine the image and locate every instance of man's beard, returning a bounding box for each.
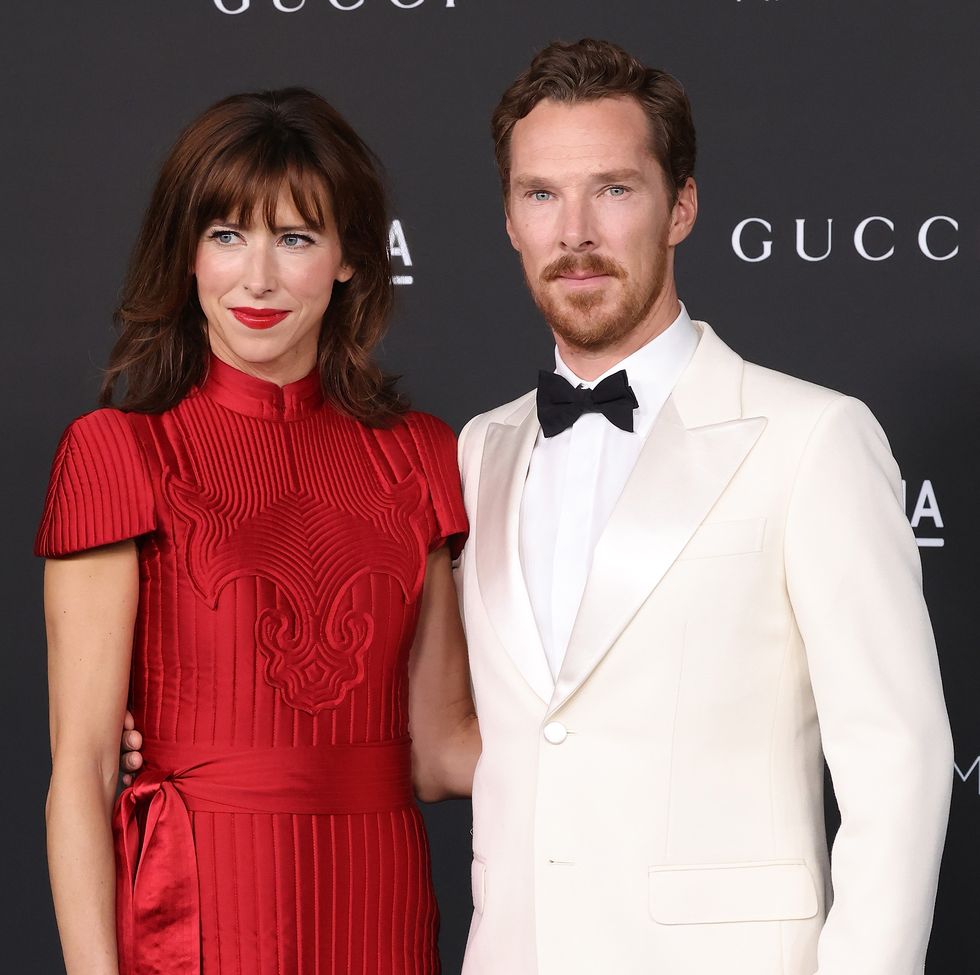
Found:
[525,243,668,353]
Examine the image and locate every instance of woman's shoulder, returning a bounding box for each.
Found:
[60,405,138,437]
[53,406,150,464]
[396,410,458,446]
[386,410,459,470]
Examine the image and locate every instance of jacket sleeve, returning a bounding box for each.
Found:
[784,395,953,975]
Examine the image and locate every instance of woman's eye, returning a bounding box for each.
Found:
[209,230,239,244]
[281,233,314,248]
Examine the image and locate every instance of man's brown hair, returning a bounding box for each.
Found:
[491,38,696,202]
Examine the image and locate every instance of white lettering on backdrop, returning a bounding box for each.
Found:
[213,0,456,11]
[732,215,961,262]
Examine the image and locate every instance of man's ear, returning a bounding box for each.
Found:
[668,177,698,247]
[505,203,521,253]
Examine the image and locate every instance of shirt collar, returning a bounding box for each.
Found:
[553,301,700,432]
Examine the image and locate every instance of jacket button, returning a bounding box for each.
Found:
[543,722,568,744]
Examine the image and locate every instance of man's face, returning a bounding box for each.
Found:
[505,96,695,353]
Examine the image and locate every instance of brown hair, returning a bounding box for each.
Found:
[491,39,696,202]
[101,87,406,425]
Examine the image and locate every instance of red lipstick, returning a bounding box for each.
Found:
[230,307,290,330]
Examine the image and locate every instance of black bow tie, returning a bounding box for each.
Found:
[536,369,639,438]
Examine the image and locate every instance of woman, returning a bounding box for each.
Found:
[37,88,479,975]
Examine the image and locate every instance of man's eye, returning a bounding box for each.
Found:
[530,191,552,202]
[607,186,629,198]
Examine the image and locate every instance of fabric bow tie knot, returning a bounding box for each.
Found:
[536,369,639,438]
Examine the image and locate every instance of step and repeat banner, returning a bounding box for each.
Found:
[3,2,976,971]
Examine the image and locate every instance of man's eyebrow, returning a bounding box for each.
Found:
[511,168,646,191]
[588,168,644,183]
[511,175,553,192]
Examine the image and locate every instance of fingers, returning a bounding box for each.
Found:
[119,718,143,786]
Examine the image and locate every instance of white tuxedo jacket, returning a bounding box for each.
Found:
[455,322,952,975]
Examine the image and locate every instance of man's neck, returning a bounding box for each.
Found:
[556,288,682,382]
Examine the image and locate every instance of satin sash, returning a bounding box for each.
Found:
[112,737,414,975]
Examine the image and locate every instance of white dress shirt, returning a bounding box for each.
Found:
[519,303,700,679]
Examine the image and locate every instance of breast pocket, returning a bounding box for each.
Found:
[648,859,818,924]
[678,517,766,561]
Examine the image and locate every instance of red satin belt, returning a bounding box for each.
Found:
[112,737,414,975]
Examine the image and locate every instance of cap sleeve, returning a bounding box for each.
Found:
[404,412,468,559]
[35,409,156,558]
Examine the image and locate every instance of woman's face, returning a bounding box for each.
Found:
[195,189,353,384]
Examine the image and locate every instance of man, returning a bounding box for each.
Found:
[454,39,952,975]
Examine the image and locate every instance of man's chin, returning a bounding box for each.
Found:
[549,317,626,353]
[549,287,616,319]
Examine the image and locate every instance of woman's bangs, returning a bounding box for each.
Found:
[195,144,332,232]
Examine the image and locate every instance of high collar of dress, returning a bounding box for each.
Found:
[200,354,325,421]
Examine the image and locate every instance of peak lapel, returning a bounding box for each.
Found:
[475,402,554,704]
[548,323,767,716]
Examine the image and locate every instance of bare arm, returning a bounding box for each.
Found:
[408,546,481,802]
[45,541,139,975]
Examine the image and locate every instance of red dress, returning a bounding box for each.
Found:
[36,357,467,975]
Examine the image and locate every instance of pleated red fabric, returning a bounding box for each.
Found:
[36,355,468,975]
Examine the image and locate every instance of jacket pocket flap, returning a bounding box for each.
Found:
[678,517,766,560]
[649,860,818,924]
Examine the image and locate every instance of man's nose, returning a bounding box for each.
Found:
[558,196,598,252]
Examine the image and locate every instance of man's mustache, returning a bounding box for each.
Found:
[541,254,626,282]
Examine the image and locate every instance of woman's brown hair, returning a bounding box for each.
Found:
[101,87,406,426]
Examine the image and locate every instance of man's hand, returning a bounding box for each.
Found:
[120,709,143,787]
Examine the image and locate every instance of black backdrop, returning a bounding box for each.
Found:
[3,2,977,971]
